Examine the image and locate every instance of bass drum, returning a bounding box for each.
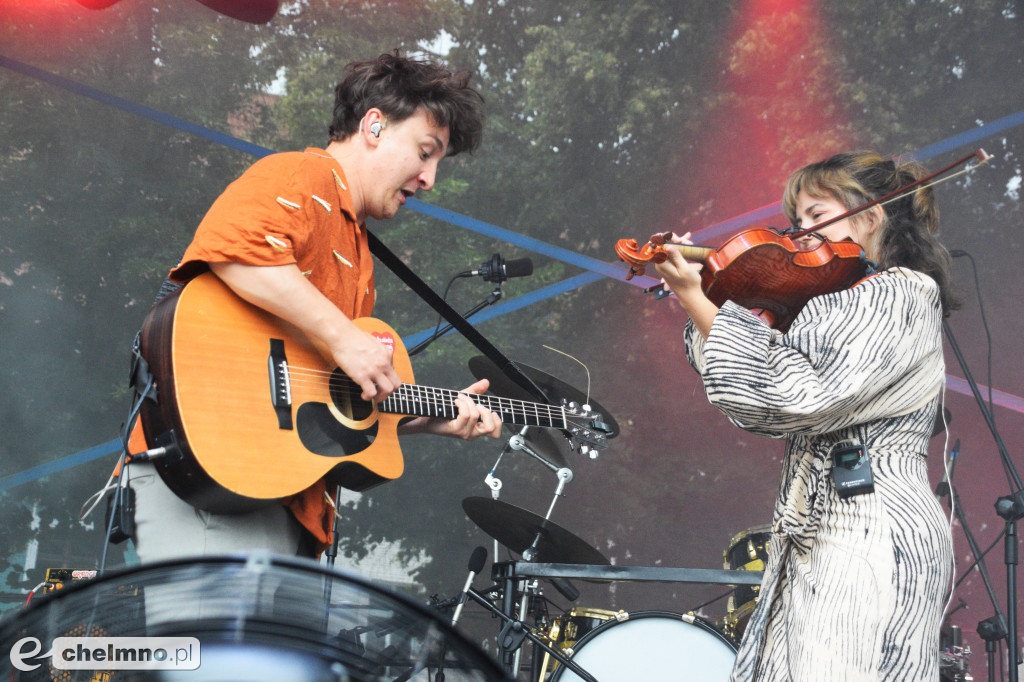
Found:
[550,611,736,681]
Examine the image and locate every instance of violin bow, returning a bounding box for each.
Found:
[787,148,993,240]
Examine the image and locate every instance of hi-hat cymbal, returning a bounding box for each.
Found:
[462,497,609,565]
[468,356,619,438]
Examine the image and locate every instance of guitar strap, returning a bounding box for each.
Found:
[366,229,552,406]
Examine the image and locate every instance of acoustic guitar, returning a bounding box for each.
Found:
[138,272,608,513]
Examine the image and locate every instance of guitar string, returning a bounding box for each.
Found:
[280,364,570,422]
[278,369,603,433]
[279,375,597,431]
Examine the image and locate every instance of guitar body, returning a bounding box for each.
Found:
[138,272,414,514]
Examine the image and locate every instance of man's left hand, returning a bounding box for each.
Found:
[398,378,503,440]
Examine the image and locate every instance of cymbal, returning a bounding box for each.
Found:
[468,356,619,438]
[462,497,609,565]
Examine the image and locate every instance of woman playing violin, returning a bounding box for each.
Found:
[657,150,957,682]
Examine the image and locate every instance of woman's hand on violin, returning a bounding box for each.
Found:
[654,232,703,299]
[653,232,719,339]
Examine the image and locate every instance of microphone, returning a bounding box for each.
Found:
[451,546,487,626]
[935,438,960,498]
[464,254,534,283]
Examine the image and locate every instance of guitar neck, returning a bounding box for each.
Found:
[378,385,567,429]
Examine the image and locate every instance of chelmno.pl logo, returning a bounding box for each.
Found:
[10,636,200,671]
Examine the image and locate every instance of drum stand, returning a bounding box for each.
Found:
[460,584,598,682]
[515,465,572,677]
[481,427,591,679]
[484,425,576,558]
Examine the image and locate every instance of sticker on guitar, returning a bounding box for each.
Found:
[371,331,396,355]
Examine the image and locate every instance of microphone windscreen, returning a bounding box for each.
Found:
[468,546,488,573]
[505,257,534,278]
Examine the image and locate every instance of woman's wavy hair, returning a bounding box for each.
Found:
[782,150,959,314]
[328,50,484,156]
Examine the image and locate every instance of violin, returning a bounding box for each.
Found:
[615,228,869,332]
[616,148,991,332]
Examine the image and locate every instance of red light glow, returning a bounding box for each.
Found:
[660,0,855,237]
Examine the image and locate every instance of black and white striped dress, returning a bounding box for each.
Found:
[684,267,953,682]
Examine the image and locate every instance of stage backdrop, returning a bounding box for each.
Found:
[1,0,1022,676]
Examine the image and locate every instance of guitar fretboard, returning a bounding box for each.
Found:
[378,385,567,429]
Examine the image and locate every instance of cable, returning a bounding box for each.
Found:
[949,250,995,423]
[97,367,154,574]
[940,409,957,620]
[410,273,464,358]
[689,587,739,613]
[954,530,1006,590]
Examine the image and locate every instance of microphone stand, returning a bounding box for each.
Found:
[940,452,1007,682]
[944,319,1023,681]
[462,587,599,682]
[408,283,503,357]
[322,484,346,632]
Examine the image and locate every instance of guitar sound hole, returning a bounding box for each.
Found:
[329,369,374,421]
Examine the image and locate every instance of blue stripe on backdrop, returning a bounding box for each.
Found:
[0,55,275,159]
[2,55,1022,488]
[0,441,120,492]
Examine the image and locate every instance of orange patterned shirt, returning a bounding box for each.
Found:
[169,148,375,554]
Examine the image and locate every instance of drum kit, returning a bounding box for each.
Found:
[443,358,767,681]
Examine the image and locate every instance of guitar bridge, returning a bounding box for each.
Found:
[268,338,293,429]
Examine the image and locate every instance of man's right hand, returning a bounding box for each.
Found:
[209,261,401,402]
[331,323,401,402]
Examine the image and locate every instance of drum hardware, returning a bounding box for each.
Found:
[501,559,762,679]
[510,578,539,675]
[462,498,609,567]
[463,559,761,679]
[503,561,763,585]
[463,358,622,679]
[719,524,771,644]
[508,426,569,476]
[536,607,622,680]
[456,579,600,682]
[548,610,737,681]
[459,487,608,679]
[940,624,973,682]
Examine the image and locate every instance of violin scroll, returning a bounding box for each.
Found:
[614,232,675,280]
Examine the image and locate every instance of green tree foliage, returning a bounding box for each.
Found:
[0,0,286,599]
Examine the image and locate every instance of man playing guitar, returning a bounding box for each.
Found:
[126,51,501,562]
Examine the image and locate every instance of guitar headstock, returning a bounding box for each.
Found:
[561,400,612,457]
